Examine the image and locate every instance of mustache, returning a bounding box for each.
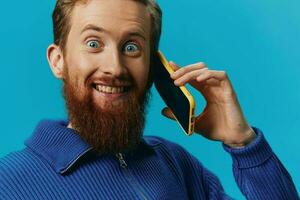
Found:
[86,74,134,87]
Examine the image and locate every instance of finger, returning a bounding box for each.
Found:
[174,67,209,86]
[161,107,176,120]
[169,61,180,71]
[171,62,207,79]
[196,70,227,83]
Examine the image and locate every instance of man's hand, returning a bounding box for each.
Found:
[161,61,256,147]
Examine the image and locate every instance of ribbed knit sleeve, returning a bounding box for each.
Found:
[223,127,299,200]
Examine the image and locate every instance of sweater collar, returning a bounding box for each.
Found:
[24,119,152,175]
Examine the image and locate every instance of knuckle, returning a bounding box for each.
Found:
[221,71,227,77]
[198,62,207,68]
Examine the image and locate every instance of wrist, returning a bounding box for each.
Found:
[224,127,257,148]
[223,128,274,168]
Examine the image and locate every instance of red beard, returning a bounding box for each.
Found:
[62,68,151,155]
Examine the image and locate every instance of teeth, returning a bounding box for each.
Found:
[96,85,126,94]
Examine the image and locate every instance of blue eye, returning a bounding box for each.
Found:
[87,40,100,48]
[123,42,140,54]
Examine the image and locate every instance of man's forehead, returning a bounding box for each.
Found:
[70,0,151,36]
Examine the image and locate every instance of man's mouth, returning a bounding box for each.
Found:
[92,84,131,95]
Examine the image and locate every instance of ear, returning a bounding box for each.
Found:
[47,44,65,79]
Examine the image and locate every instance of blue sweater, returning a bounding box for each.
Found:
[0,120,298,200]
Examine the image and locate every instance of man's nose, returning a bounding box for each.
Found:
[100,50,127,77]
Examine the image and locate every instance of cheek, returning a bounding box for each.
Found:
[66,53,96,85]
[129,61,150,90]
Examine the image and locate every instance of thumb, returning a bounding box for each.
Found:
[161,107,176,120]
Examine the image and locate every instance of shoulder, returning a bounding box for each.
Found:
[0,148,42,182]
[0,148,49,198]
[1,148,32,167]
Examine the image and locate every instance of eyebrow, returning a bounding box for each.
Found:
[81,24,106,34]
[80,24,146,41]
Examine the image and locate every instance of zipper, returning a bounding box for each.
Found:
[115,153,148,200]
[116,153,128,168]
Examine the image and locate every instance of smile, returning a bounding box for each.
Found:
[93,84,131,94]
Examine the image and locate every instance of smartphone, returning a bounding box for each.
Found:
[153,51,196,136]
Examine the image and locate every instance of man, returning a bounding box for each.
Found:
[0,0,298,199]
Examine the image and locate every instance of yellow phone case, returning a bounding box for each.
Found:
[157,51,196,136]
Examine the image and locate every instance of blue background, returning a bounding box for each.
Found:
[0,0,299,198]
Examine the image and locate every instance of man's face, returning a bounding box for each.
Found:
[64,0,151,110]
[59,0,152,154]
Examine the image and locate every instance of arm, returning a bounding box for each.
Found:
[162,61,299,199]
[224,127,299,199]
